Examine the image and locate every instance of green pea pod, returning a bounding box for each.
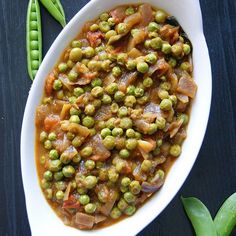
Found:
[40,0,66,27]
[181,197,217,236]
[214,193,236,236]
[26,0,42,80]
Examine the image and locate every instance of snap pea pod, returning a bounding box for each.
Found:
[214,193,236,236]
[40,0,66,27]
[181,197,217,236]
[26,0,42,80]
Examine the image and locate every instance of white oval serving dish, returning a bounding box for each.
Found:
[21,0,212,235]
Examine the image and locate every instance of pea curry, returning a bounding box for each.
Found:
[35,3,197,230]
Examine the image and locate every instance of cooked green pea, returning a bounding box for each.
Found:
[160,99,172,111]
[100,12,109,21]
[120,117,133,129]
[158,89,169,99]
[43,170,53,181]
[178,113,189,125]
[102,94,112,104]
[129,180,141,195]
[111,103,119,113]
[102,135,115,150]
[112,66,122,77]
[40,155,46,165]
[82,116,94,128]
[90,86,103,98]
[85,203,97,214]
[162,43,172,54]
[105,83,118,95]
[161,81,171,91]
[145,53,157,64]
[114,91,125,102]
[58,62,68,72]
[67,60,75,68]
[69,115,80,124]
[124,205,136,216]
[106,117,116,129]
[137,62,149,73]
[148,31,159,38]
[148,22,160,32]
[84,176,97,189]
[117,23,128,34]
[108,168,119,182]
[84,104,96,116]
[72,136,83,148]
[150,37,162,49]
[126,129,136,138]
[90,23,99,32]
[127,85,135,95]
[91,78,102,87]
[172,44,182,57]
[112,128,124,137]
[41,179,51,189]
[54,171,64,181]
[55,190,64,200]
[62,165,75,178]
[137,95,148,105]
[124,192,136,203]
[155,10,167,23]
[156,117,166,129]
[44,140,52,150]
[118,106,128,117]
[87,60,102,71]
[101,128,112,138]
[126,60,137,70]
[144,39,151,48]
[126,139,137,150]
[79,195,90,205]
[85,160,95,170]
[119,149,130,158]
[71,40,82,48]
[183,44,191,55]
[68,70,78,81]
[73,154,81,163]
[118,198,129,211]
[168,57,177,67]
[121,177,131,187]
[69,48,82,62]
[117,53,128,65]
[108,17,116,26]
[48,159,62,172]
[180,62,192,71]
[105,30,117,40]
[55,181,67,191]
[124,95,136,107]
[134,87,144,97]
[110,207,122,219]
[80,146,93,158]
[135,131,142,139]
[148,123,158,135]
[99,21,110,33]
[83,47,95,58]
[125,7,135,15]
[49,149,59,160]
[169,95,177,106]
[73,87,84,97]
[40,131,48,142]
[169,144,181,157]
[141,160,152,172]
[143,77,153,88]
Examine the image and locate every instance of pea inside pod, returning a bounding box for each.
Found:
[40,0,66,27]
[26,0,42,80]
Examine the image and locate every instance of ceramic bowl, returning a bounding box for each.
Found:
[21,0,212,235]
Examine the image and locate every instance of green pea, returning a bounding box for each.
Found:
[84,176,97,189]
[55,190,64,200]
[148,22,160,32]
[111,103,119,113]
[118,106,128,117]
[83,46,95,58]
[40,155,46,165]
[80,146,93,158]
[172,44,182,57]
[79,195,90,205]
[161,81,171,91]
[87,60,102,71]
[73,88,84,98]
[119,149,130,158]
[105,83,118,95]
[90,23,99,32]
[85,160,95,170]
[54,171,64,181]
[30,30,38,40]
[67,60,75,68]
[48,159,62,172]
[127,85,135,95]
[126,60,137,70]
[57,62,68,72]
[124,205,136,216]
[108,17,116,26]
[30,11,37,20]
[106,117,116,129]
[102,135,115,150]
[69,48,82,62]
[49,149,59,160]
[101,128,112,138]
[100,12,109,21]
[91,86,104,98]
[160,99,172,111]
[126,139,137,150]
[180,62,192,71]
[84,104,96,116]
[121,177,131,187]
[69,114,80,123]
[102,94,112,104]
[117,53,128,65]
[125,7,135,15]
[156,117,166,129]
[53,79,62,90]
[31,50,39,60]
[55,181,67,191]
[120,117,133,129]
[148,123,158,135]
[170,144,181,157]
[124,192,136,203]
[112,128,124,137]
[62,165,75,178]
[45,189,53,199]
[82,116,94,128]
[141,160,152,172]
[129,180,141,195]
[99,21,110,33]
[30,21,38,30]
[155,10,167,23]
[143,77,153,88]
[124,95,136,107]
[137,62,149,73]
[158,89,169,99]
[150,37,162,50]
[43,170,53,181]
[118,198,128,211]
[117,23,128,34]
[162,43,172,54]
[134,87,144,97]
[144,39,151,48]
[183,44,191,55]
[91,78,102,87]
[105,30,117,40]
[126,129,135,138]
[108,168,119,182]
[110,207,122,219]
[40,131,48,142]
[68,70,78,81]
[114,91,125,102]
[71,40,82,48]
[112,66,122,77]
[145,53,157,64]
[85,203,97,214]
[41,179,51,189]
[178,113,189,125]
[44,140,52,150]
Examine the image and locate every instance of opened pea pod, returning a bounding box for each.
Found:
[40,0,66,27]
[26,0,42,80]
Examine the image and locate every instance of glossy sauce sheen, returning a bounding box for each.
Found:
[35,3,197,230]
